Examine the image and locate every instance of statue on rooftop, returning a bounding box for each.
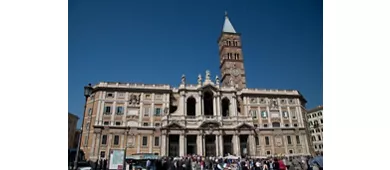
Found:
[181,74,186,85]
[205,70,211,81]
[198,74,202,85]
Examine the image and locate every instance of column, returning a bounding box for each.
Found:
[180,93,186,115]
[216,95,221,120]
[137,134,141,153]
[111,94,117,125]
[95,97,102,125]
[99,100,106,125]
[231,96,237,116]
[234,134,240,156]
[149,134,153,153]
[90,133,96,158]
[249,134,256,156]
[213,97,217,117]
[271,136,275,155]
[197,134,203,155]
[287,107,293,125]
[179,134,185,156]
[219,135,223,156]
[161,134,167,156]
[123,92,129,125]
[166,135,170,156]
[284,136,288,154]
[202,135,206,155]
[215,135,219,156]
[196,95,202,116]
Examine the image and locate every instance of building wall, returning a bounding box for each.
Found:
[68,113,79,148]
[306,106,323,153]
[80,82,310,161]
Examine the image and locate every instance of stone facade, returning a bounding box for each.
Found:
[68,112,79,148]
[305,106,323,153]
[79,14,311,160]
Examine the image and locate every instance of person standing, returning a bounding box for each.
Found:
[146,159,152,170]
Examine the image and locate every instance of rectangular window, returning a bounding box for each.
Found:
[106,93,114,98]
[103,121,109,125]
[142,136,148,146]
[144,107,150,117]
[85,123,90,130]
[88,108,92,115]
[154,123,160,127]
[265,136,270,145]
[291,109,297,118]
[116,106,123,115]
[114,135,120,145]
[250,110,257,118]
[289,150,293,154]
[101,135,107,145]
[296,135,300,144]
[282,111,289,118]
[154,137,160,146]
[261,111,268,118]
[255,137,259,145]
[104,106,111,114]
[287,136,292,144]
[100,151,106,158]
[143,122,149,126]
[115,122,121,126]
[155,108,161,116]
[266,151,271,155]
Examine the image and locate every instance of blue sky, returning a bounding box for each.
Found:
[69,0,323,126]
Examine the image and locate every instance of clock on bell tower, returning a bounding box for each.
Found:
[218,12,247,89]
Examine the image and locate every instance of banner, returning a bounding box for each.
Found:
[109,149,124,170]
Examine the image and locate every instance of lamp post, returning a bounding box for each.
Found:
[123,127,131,170]
[74,83,93,170]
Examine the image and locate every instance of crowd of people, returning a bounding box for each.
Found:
[150,153,323,170]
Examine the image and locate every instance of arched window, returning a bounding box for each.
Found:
[223,41,227,46]
[186,97,196,116]
[272,122,280,127]
[227,40,232,46]
[221,98,230,117]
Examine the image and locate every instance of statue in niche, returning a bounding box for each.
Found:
[129,94,140,105]
[271,99,278,109]
[205,70,211,81]
[181,74,186,85]
[164,107,169,114]
[197,74,202,85]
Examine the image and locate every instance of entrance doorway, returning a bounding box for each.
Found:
[186,135,197,155]
[205,135,216,156]
[223,135,233,156]
[168,135,179,157]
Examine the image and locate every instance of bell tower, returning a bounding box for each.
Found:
[218,12,247,89]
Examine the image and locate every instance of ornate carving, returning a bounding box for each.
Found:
[129,94,140,105]
[164,107,169,114]
[270,99,278,109]
[275,136,283,147]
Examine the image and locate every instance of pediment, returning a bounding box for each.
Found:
[199,121,221,128]
[163,122,184,129]
[199,83,219,92]
[236,122,254,130]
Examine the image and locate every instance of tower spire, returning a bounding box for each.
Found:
[222,11,236,33]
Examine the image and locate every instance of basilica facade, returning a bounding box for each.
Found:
[80,14,310,161]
